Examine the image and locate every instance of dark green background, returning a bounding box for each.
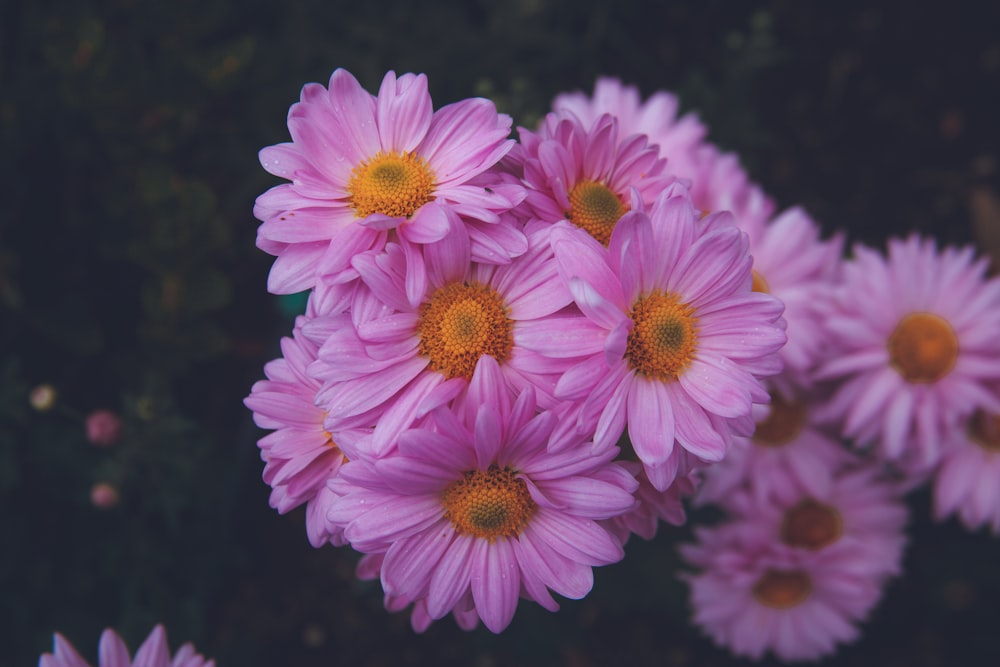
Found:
[3,1,999,665]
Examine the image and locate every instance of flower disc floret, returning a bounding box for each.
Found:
[442,464,536,540]
[887,312,959,383]
[566,180,628,245]
[417,281,514,380]
[348,151,435,219]
[752,569,812,609]
[625,291,699,382]
[780,499,843,550]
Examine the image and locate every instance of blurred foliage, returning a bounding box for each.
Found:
[2,0,1000,665]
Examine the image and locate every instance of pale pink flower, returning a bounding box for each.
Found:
[39,625,213,667]
[255,68,525,294]
[816,235,1000,471]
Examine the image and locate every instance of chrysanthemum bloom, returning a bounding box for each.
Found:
[548,77,773,230]
[725,466,909,582]
[328,361,637,633]
[680,522,884,663]
[816,235,1000,471]
[737,207,845,389]
[517,111,673,245]
[244,316,357,547]
[254,68,525,295]
[39,625,214,667]
[934,404,1000,534]
[543,188,786,490]
[695,388,856,508]
[309,227,575,455]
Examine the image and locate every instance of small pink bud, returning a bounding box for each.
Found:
[85,409,122,447]
[29,384,57,411]
[90,482,119,509]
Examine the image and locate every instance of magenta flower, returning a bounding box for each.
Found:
[517,111,673,245]
[39,625,213,667]
[544,187,786,489]
[934,405,1000,534]
[817,235,1000,471]
[244,317,356,547]
[254,68,524,294]
[327,360,637,632]
[680,521,886,663]
[309,227,575,455]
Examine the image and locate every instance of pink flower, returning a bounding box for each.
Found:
[244,317,358,547]
[517,111,673,244]
[309,227,575,455]
[544,187,786,490]
[254,68,525,294]
[816,235,1000,471]
[327,360,637,632]
[680,521,886,662]
[934,405,1000,534]
[85,410,122,447]
[39,625,213,667]
[737,207,845,390]
[695,388,856,508]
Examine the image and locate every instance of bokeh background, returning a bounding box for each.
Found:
[3,1,1000,665]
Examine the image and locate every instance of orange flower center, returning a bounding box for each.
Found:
[441,465,537,540]
[625,291,699,382]
[968,409,1000,452]
[752,569,812,609]
[417,281,513,380]
[781,499,843,550]
[565,180,628,245]
[347,151,435,219]
[753,394,807,446]
[751,270,770,294]
[887,312,958,383]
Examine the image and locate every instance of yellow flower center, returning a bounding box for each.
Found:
[753,393,807,446]
[441,465,537,540]
[887,312,958,383]
[968,409,1000,452]
[417,281,513,380]
[347,151,435,219]
[565,180,628,246]
[625,291,699,382]
[751,270,770,294]
[752,569,812,609]
[780,499,843,550]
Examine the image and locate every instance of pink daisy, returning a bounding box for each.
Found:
[542,187,786,490]
[695,388,856,508]
[737,207,845,389]
[254,68,525,294]
[934,404,1000,534]
[816,235,1000,471]
[39,625,213,667]
[243,316,360,547]
[680,522,885,662]
[309,226,575,455]
[327,359,638,633]
[517,111,674,245]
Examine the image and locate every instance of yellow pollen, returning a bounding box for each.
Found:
[625,291,699,382]
[752,569,812,609]
[441,465,537,540]
[968,409,1000,452]
[887,312,958,383]
[753,393,807,446]
[780,499,843,550]
[751,270,770,293]
[347,151,435,219]
[417,281,513,380]
[565,180,628,245]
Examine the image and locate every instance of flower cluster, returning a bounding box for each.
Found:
[246,69,1000,657]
